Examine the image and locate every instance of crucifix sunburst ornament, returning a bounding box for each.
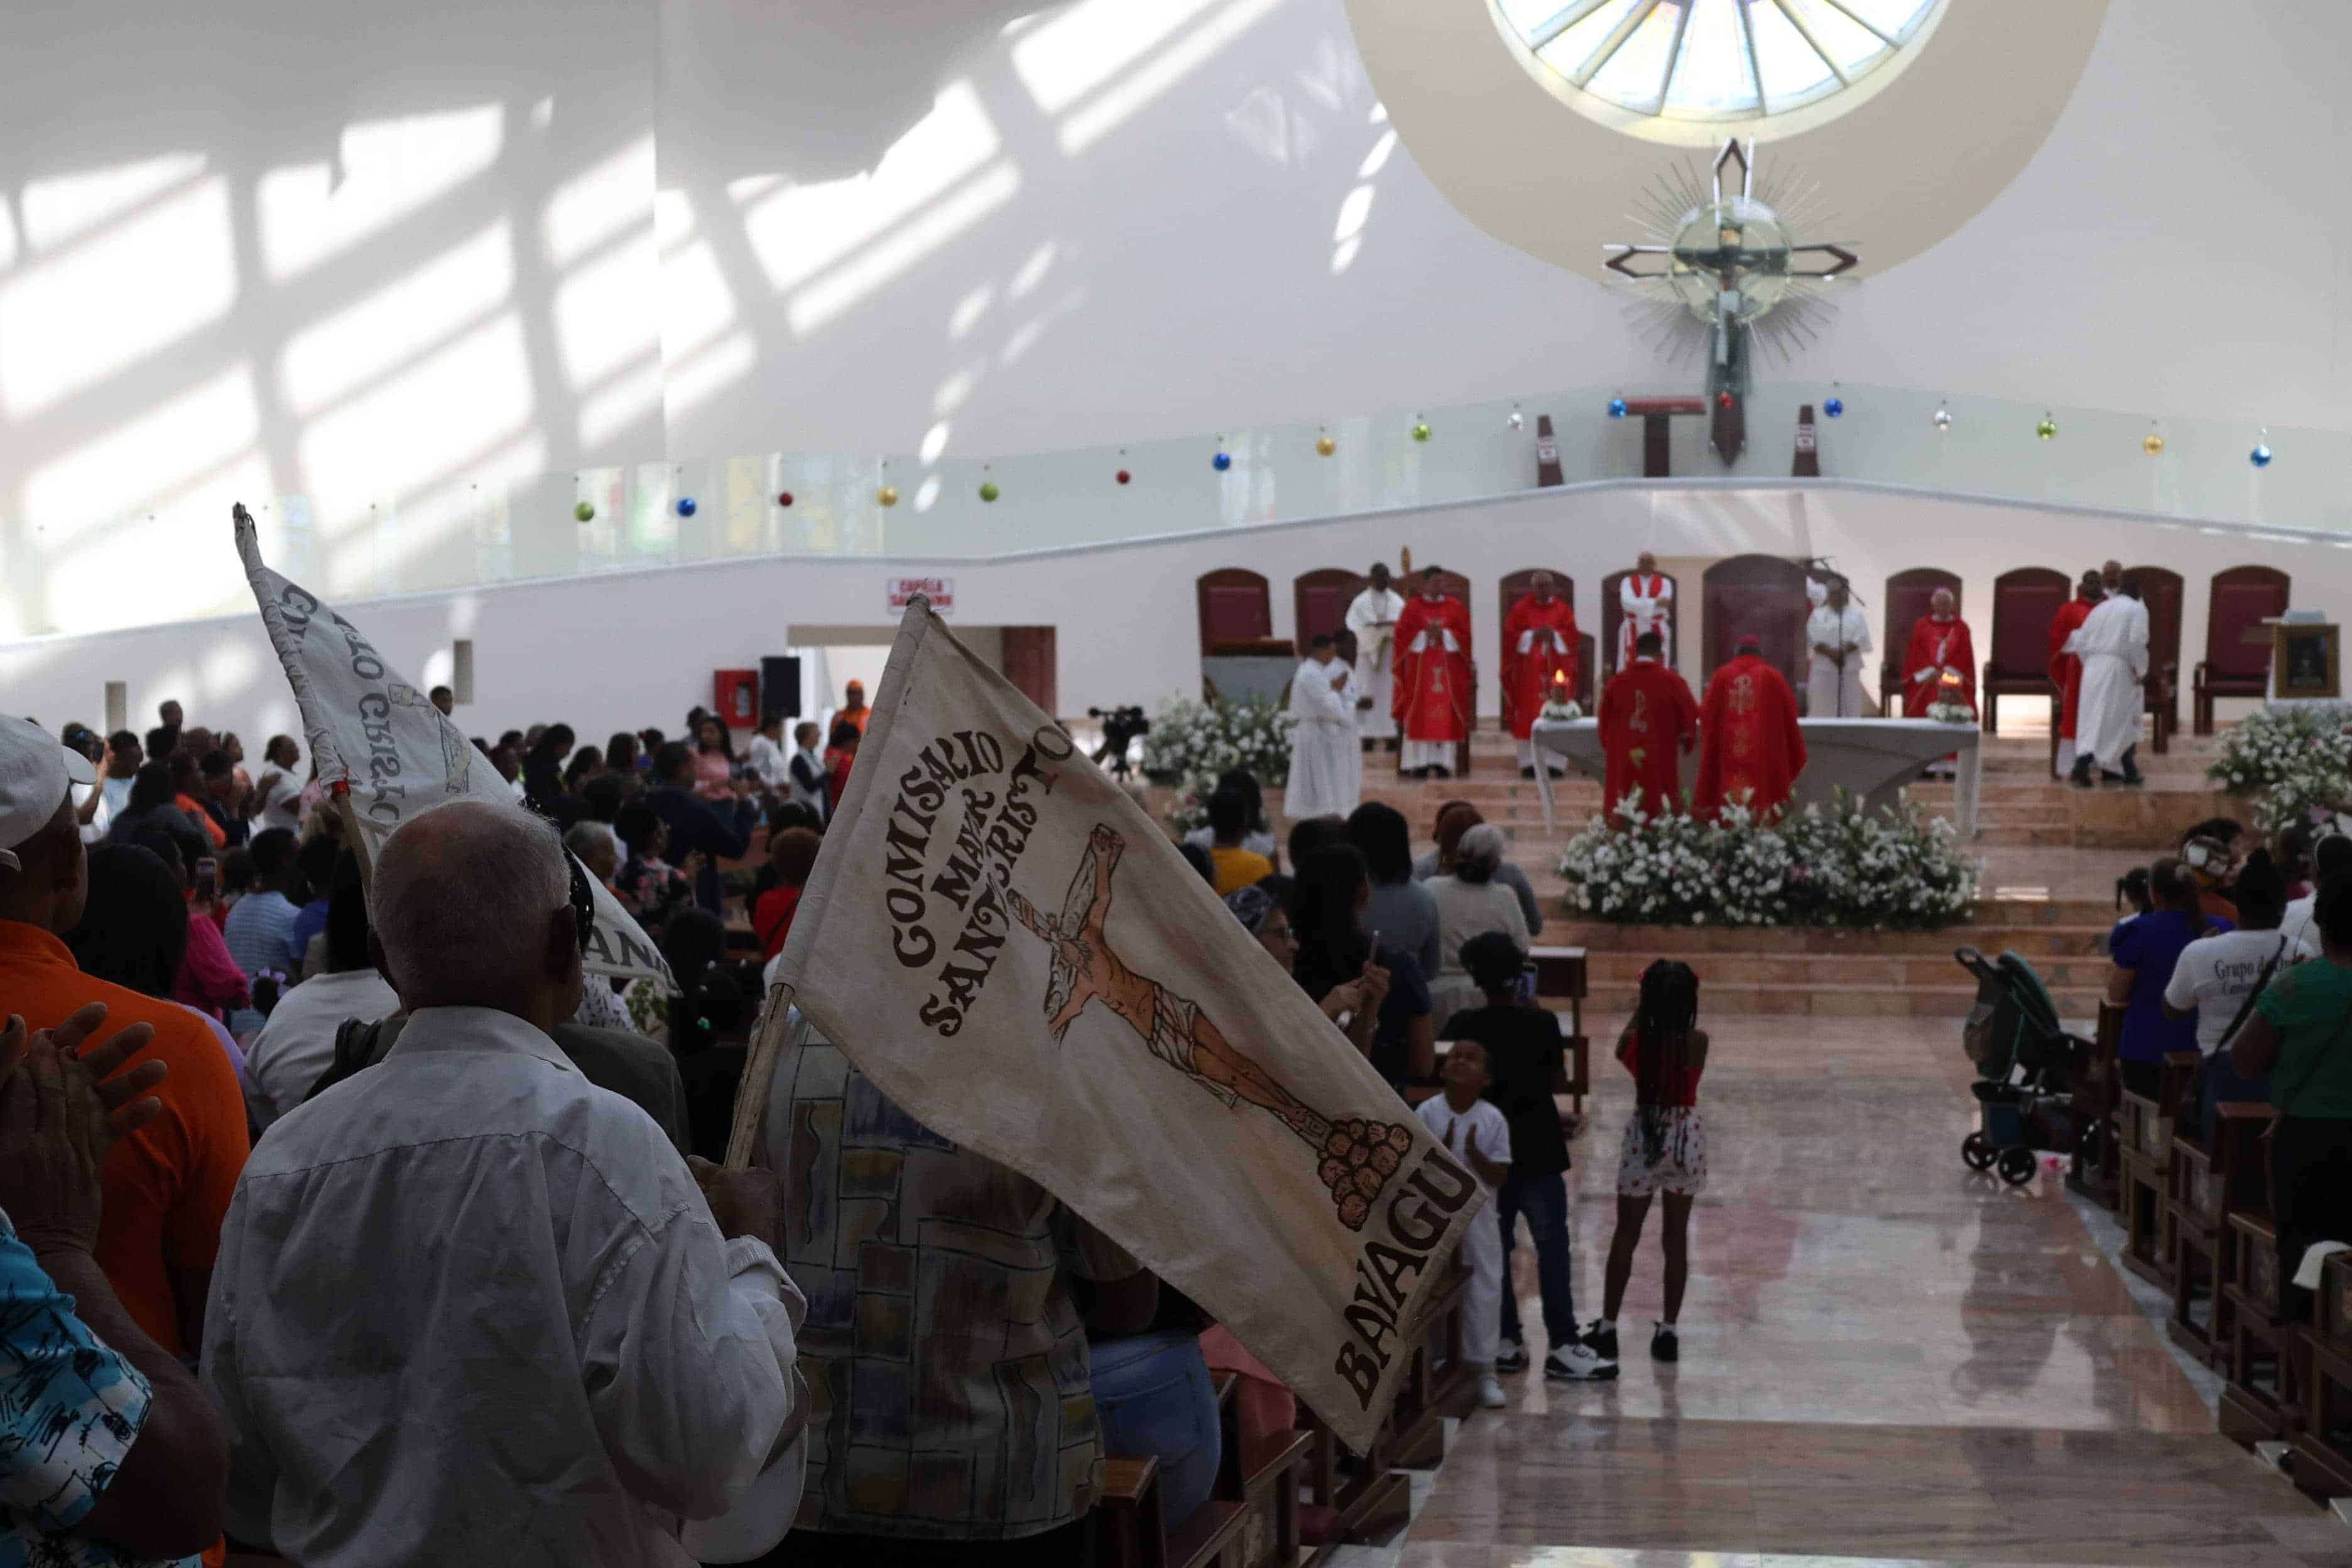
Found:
[1605,138,1858,466]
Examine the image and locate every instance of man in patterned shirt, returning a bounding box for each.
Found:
[0,1004,227,1564]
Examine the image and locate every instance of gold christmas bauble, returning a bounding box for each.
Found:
[1315,436,1336,457]
[877,485,899,507]
[2143,433,2165,455]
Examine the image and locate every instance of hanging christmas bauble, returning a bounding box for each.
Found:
[1506,410,1525,431]
[1315,436,1336,457]
[675,497,696,517]
[2035,418,2058,441]
[1115,469,1131,485]
[574,501,596,522]
[878,485,899,507]
[2143,433,2165,455]
[2251,442,2274,467]
[1823,396,1844,418]
[1212,451,1232,471]
[1717,391,1734,410]
[1608,397,1628,419]
[1933,406,1952,432]
[1412,422,1432,443]
[979,481,1000,503]
[776,491,794,507]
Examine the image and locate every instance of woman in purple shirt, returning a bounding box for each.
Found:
[2108,858,2233,1097]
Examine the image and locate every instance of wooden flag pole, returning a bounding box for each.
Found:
[330,785,375,897]
[724,983,799,1170]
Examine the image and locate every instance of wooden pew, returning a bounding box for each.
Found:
[2065,1001,2123,1210]
[1529,946,1593,1118]
[2167,1101,2273,1366]
[2116,1054,2197,1289]
[2290,1253,2352,1497]
[1097,1375,1253,1568]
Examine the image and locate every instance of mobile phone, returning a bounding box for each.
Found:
[194,858,218,901]
[1516,962,1540,1004]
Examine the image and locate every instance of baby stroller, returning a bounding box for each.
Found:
[1953,947,2094,1186]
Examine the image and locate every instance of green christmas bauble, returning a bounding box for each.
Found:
[979,481,1000,503]
[2035,418,2058,441]
[574,500,596,522]
[1412,422,1432,443]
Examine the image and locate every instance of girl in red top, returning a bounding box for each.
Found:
[1589,959,1709,1369]
[752,827,824,959]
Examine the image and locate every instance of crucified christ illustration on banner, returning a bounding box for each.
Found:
[1003,824,1410,1231]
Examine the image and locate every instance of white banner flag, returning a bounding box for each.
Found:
[234,509,673,989]
[758,599,1484,1452]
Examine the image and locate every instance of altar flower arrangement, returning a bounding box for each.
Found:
[1558,790,1978,928]
[1144,694,1294,832]
[2208,705,2352,834]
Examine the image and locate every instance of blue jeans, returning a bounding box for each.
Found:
[1495,1170,1576,1350]
[1089,1331,1222,1528]
[2200,1054,2272,1148]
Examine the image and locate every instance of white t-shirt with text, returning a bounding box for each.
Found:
[2163,927,2301,1057]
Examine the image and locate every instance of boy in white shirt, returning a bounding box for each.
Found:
[1417,1038,1513,1410]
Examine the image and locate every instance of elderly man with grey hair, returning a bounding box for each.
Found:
[1422,823,1533,1025]
[202,800,804,1566]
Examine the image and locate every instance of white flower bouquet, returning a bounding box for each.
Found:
[1142,694,1295,832]
[2208,706,2352,834]
[1557,789,1979,928]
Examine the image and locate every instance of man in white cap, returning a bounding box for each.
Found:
[0,714,251,1363]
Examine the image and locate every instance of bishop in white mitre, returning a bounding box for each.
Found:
[1344,562,1407,743]
[2065,576,2150,787]
[1804,576,1872,717]
[1285,634,1363,819]
[1618,553,1673,670]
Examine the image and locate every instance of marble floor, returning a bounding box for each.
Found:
[1352,1017,2346,1568]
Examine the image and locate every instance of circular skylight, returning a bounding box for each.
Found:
[1494,0,1942,122]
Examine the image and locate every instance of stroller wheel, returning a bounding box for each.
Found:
[1997,1146,2037,1187]
[1962,1133,1996,1172]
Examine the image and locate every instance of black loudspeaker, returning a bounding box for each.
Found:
[760,656,802,720]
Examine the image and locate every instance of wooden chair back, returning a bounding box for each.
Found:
[1985,567,2068,682]
[1700,554,1808,689]
[1197,569,1272,654]
[2205,565,2292,685]
[1293,569,1363,662]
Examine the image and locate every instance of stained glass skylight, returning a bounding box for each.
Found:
[1495,0,1939,122]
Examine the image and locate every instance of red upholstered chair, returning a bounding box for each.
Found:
[1293,568,1363,662]
[2128,565,2183,753]
[2196,566,2292,735]
[1577,632,1596,711]
[1197,569,1273,653]
[1601,567,1680,682]
[1878,567,1961,713]
[1497,569,1576,734]
[1700,554,1808,690]
[1981,567,2068,744]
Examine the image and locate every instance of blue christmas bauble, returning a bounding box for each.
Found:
[2251,443,2274,468]
[1607,397,1628,419]
[1212,451,1232,471]
[675,497,697,517]
[1823,396,1844,418]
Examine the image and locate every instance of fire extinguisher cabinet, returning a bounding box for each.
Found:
[713,669,759,728]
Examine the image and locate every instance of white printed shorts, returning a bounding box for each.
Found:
[1617,1107,1707,1198]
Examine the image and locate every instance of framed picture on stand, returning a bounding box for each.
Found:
[2273,621,2341,700]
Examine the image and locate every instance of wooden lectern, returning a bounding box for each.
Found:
[1618,398,1706,478]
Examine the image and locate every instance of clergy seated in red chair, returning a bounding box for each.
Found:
[1878,567,1960,711]
[1694,634,1805,822]
[1898,589,1978,719]
[2196,565,2292,735]
[1500,572,1578,777]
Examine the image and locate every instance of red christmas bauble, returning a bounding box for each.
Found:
[776,491,794,507]
[1116,470,1131,485]
[1716,391,1733,410]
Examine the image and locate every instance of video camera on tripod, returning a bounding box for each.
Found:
[1088,705,1150,779]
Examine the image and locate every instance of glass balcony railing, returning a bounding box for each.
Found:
[9,379,2346,643]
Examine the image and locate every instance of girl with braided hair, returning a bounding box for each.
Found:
[1587,959,1709,1369]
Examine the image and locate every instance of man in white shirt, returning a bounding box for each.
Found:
[745,715,790,794]
[1285,635,1362,819]
[251,735,307,836]
[242,850,399,1129]
[2066,576,2151,788]
[1344,562,1406,748]
[2280,835,2352,957]
[204,800,804,1565]
[1804,577,1871,717]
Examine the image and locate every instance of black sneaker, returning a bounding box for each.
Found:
[1582,1319,1618,1363]
[1494,1337,1530,1373]
[1652,1323,1679,1363]
[1544,1342,1618,1381]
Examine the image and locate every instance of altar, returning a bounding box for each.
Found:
[1529,717,1983,836]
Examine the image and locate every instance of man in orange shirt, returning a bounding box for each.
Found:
[0,714,249,1357]
[837,680,872,734]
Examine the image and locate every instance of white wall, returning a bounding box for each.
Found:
[7,484,2336,758]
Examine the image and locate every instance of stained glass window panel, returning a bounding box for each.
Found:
[1663,0,1760,116]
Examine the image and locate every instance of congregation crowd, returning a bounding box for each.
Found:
[0,675,1718,1564]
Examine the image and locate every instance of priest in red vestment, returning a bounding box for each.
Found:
[1502,571,1579,778]
[1391,567,1473,778]
[1599,630,1700,823]
[1694,634,1807,822]
[2048,570,2103,776]
[1899,589,1978,718]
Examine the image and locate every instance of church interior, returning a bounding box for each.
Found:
[8,0,2352,1565]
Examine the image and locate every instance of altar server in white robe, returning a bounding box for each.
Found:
[1345,563,1407,745]
[1804,577,1872,717]
[1618,553,1674,670]
[2066,576,2150,788]
[1286,634,1363,819]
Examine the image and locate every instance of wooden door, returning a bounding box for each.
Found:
[1001,627,1058,717]
[1701,555,1808,689]
[1601,568,1680,680]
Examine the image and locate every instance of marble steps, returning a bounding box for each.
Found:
[1560,921,2114,958]
[1580,949,2111,991]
